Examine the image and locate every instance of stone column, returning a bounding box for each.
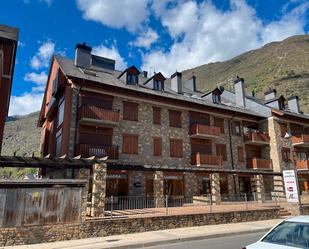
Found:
[184,172,197,196]
[91,163,107,218]
[274,175,286,201]
[154,171,164,207]
[211,173,221,204]
[254,174,265,202]
[77,167,90,221]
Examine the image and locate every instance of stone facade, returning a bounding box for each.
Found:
[0,208,280,246]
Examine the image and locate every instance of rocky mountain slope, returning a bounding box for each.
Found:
[182,35,309,113]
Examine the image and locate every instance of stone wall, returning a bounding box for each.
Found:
[0,208,280,246]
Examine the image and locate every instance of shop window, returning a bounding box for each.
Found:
[198,176,211,195]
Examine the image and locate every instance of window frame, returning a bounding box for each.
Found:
[122,134,139,154]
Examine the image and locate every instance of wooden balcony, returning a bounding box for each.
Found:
[79,105,120,127]
[295,160,309,170]
[77,144,119,160]
[244,132,270,145]
[292,134,309,147]
[247,158,273,170]
[189,124,221,139]
[191,153,222,166]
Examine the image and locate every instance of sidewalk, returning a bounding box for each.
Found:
[3,219,283,249]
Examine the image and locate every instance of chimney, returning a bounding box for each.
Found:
[264,89,277,100]
[171,72,182,93]
[143,71,148,78]
[288,96,300,113]
[234,76,245,108]
[75,42,92,68]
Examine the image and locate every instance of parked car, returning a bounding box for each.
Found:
[244,216,309,249]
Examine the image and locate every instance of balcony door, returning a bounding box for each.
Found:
[191,138,212,155]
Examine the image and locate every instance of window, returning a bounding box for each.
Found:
[55,129,62,157]
[282,148,291,162]
[122,134,138,154]
[212,94,221,104]
[52,70,59,96]
[170,139,183,158]
[214,117,225,134]
[234,121,242,136]
[153,107,161,125]
[237,146,244,162]
[169,110,182,128]
[57,97,65,127]
[216,144,227,161]
[154,80,163,91]
[198,176,211,195]
[127,74,138,85]
[153,137,162,156]
[279,100,285,110]
[123,102,138,121]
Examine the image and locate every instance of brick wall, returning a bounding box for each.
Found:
[0,208,280,246]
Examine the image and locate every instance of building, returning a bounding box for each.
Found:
[0,24,19,154]
[38,43,309,202]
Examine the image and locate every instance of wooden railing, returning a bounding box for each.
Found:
[79,105,120,123]
[247,158,272,170]
[191,153,222,166]
[295,160,309,170]
[77,144,119,159]
[189,124,221,137]
[292,134,309,145]
[244,132,270,144]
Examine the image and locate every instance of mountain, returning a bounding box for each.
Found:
[182,34,309,113]
[2,111,41,157]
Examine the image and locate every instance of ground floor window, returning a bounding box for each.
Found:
[164,175,184,196]
[220,174,229,196]
[106,172,128,196]
[197,176,211,195]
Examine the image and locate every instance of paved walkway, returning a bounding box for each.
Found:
[4,219,284,249]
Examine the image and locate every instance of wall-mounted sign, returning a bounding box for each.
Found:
[107,174,128,179]
[164,175,183,180]
[283,170,300,203]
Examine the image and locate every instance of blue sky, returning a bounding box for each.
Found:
[1,0,309,115]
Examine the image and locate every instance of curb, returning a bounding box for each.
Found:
[92,228,271,249]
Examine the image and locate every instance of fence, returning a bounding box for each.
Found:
[91,193,280,219]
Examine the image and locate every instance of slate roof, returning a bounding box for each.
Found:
[55,55,268,118]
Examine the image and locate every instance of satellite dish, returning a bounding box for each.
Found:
[284,132,292,139]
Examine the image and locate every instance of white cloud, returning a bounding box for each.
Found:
[23,72,48,92]
[93,44,127,70]
[9,93,44,116]
[30,41,55,70]
[76,0,149,32]
[130,28,159,48]
[142,0,308,76]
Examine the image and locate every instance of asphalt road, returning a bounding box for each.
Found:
[140,232,265,249]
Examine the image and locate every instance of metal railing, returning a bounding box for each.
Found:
[88,193,280,219]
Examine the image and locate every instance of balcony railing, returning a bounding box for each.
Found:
[77,144,119,159]
[189,124,221,138]
[247,158,272,170]
[295,160,309,170]
[79,105,120,125]
[291,134,309,147]
[244,132,270,145]
[191,153,222,166]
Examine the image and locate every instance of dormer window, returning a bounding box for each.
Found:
[127,74,138,85]
[212,94,221,104]
[154,80,163,91]
[279,100,285,110]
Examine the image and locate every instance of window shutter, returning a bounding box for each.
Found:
[122,134,138,154]
[153,107,161,125]
[214,117,225,134]
[169,110,182,128]
[216,144,227,161]
[153,137,162,156]
[237,146,244,162]
[123,102,138,121]
[170,139,183,158]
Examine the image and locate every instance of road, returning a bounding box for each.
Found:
[139,232,264,249]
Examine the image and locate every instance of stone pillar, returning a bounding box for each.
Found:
[77,167,90,221]
[154,171,164,207]
[211,173,221,204]
[91,163,107,218]
[184,172,197,196]
[254,174,265,202]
